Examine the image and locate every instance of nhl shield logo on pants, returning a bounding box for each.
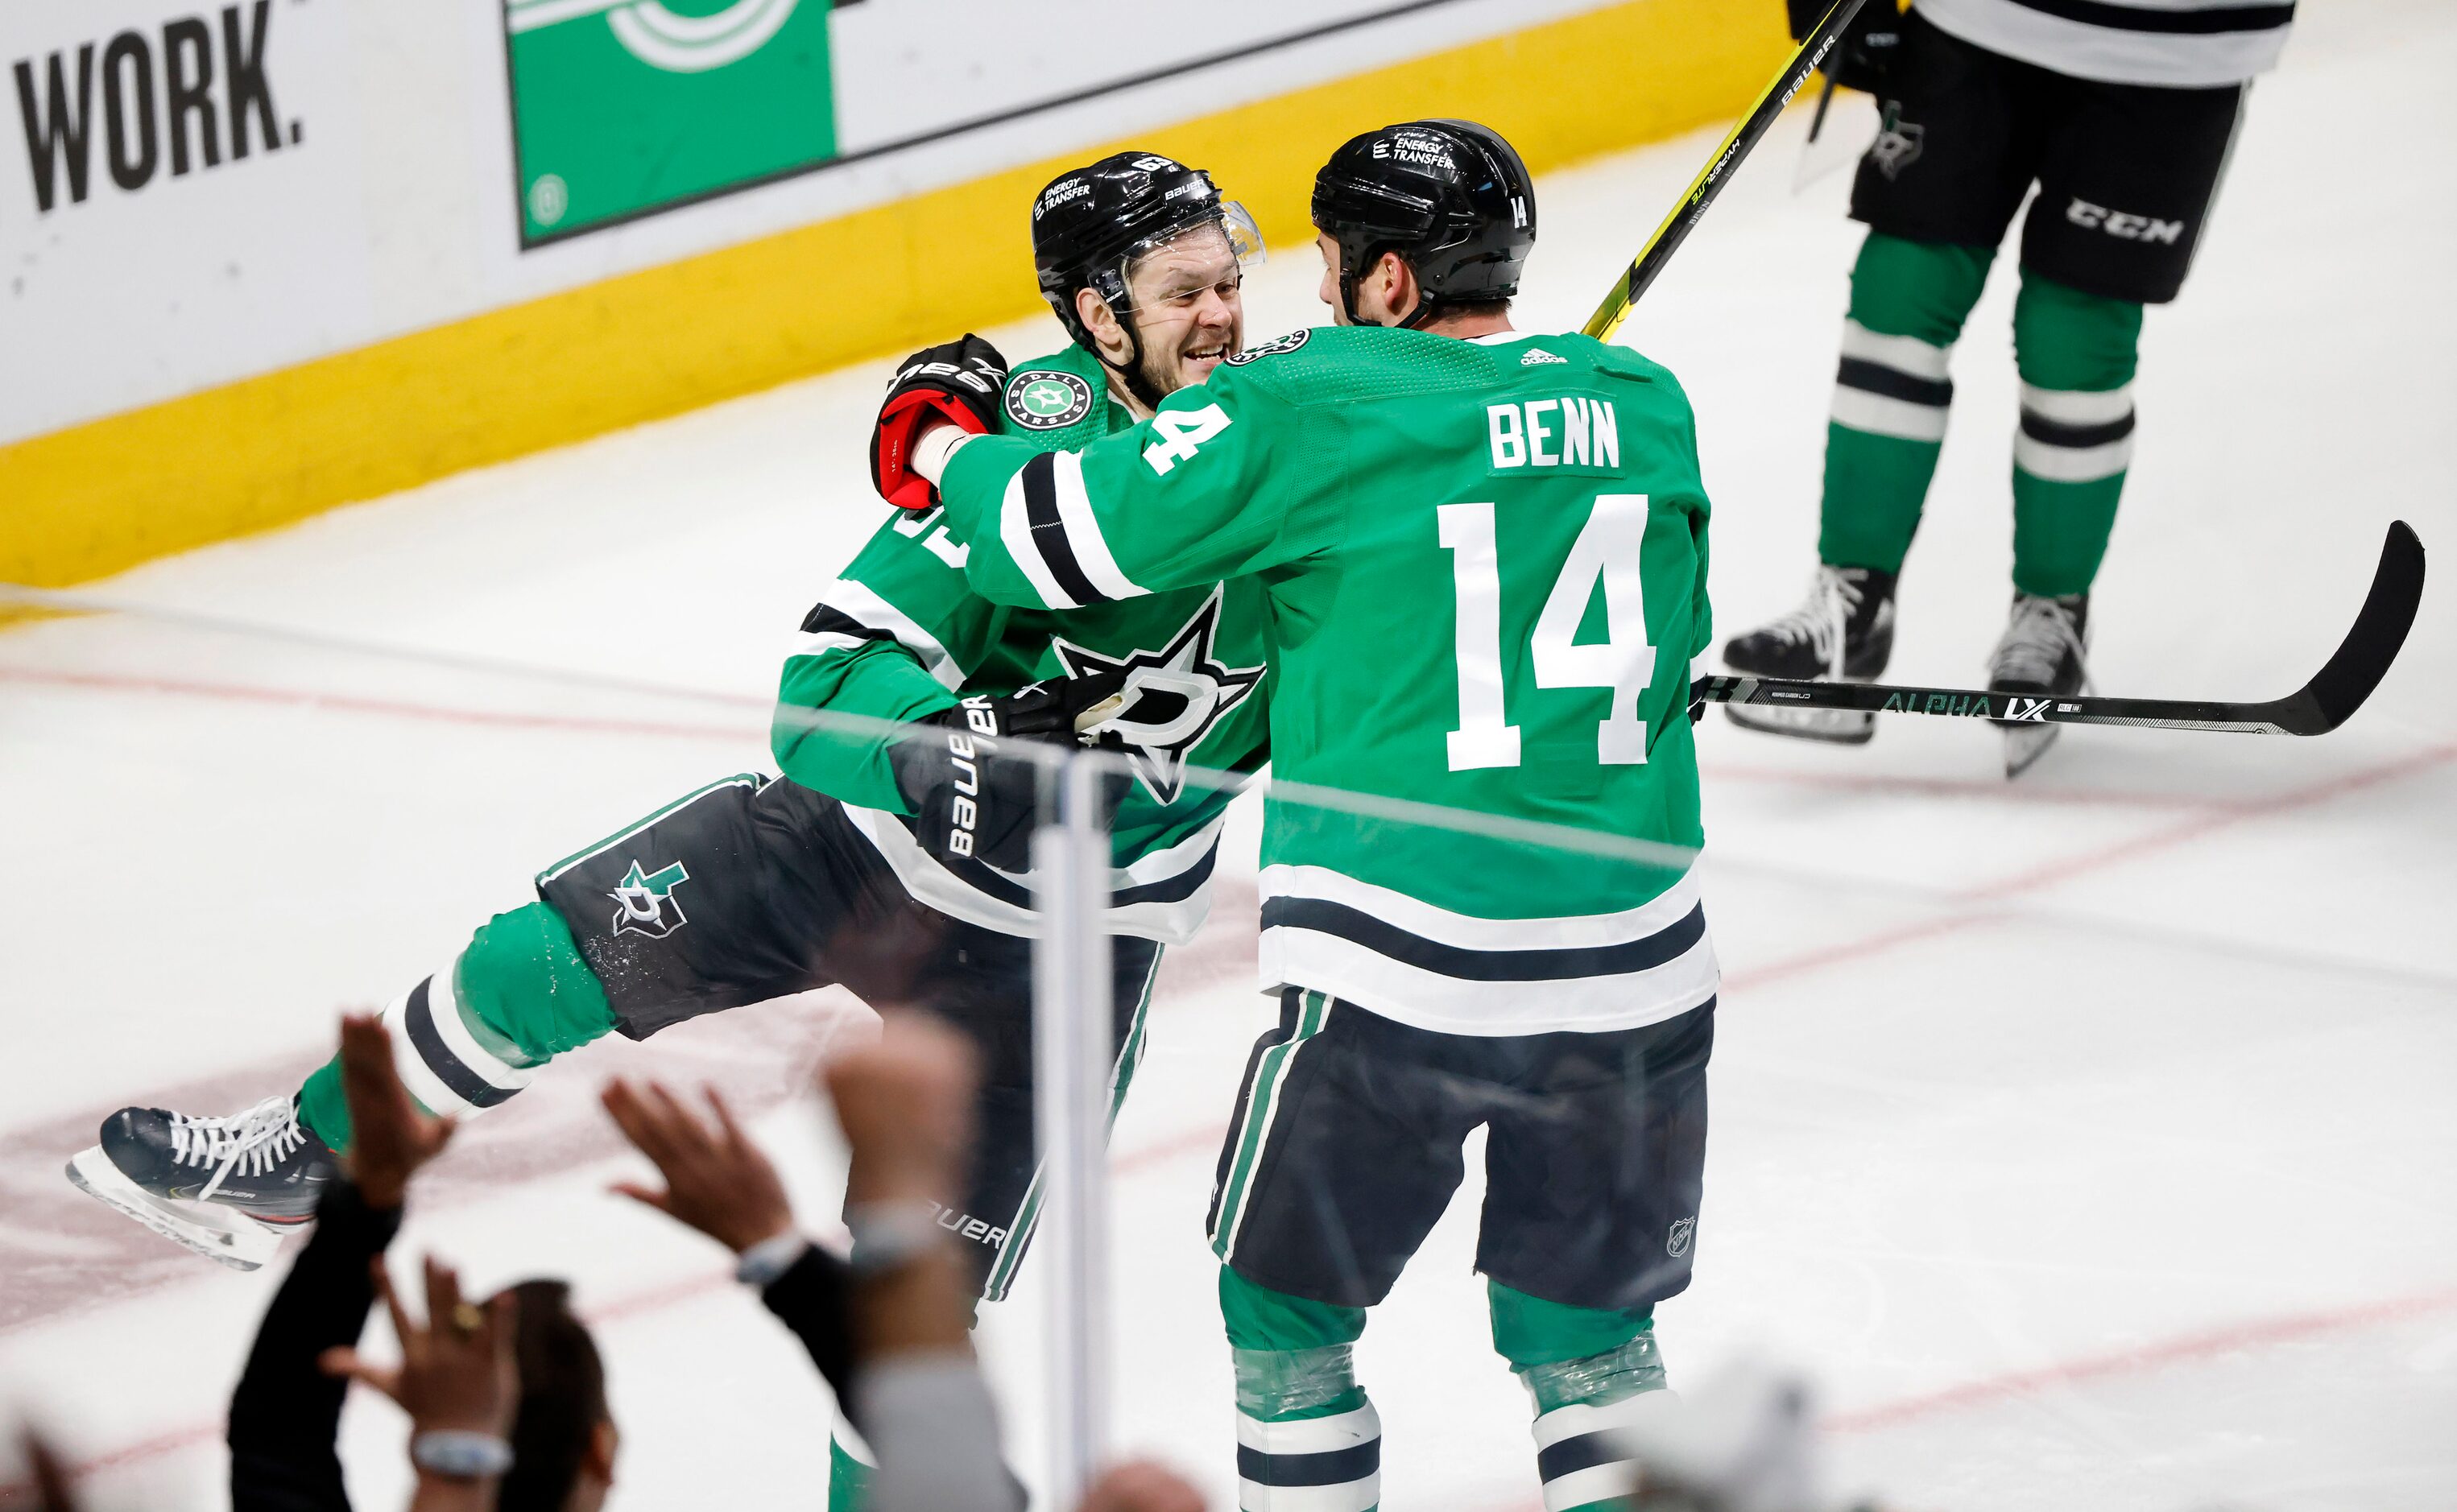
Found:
[1665,1216,1696,1258]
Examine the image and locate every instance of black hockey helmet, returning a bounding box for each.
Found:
[1311,119,1536,328]
[1032,152,1263,367]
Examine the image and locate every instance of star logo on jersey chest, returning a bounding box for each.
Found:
[1050,586,1263,804]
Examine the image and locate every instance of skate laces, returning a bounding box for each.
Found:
[168,1097,307,1202]
[1761,566,1863,677]
[1990,596,2087,688]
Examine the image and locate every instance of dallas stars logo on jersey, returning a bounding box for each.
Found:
[1053,586,1262,804]
[1005,369,1097,431]
[609,859,691,938]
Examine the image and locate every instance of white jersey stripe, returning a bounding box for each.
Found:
[427,962,536,1092]
[382,981,474,1117]
[2015,430,2135,482]
[1235,1403,1381,1454]
[1543,1463,1638,1512]
[808,577,965,689]
[1051,451,1148,601]
[1260,861,1702,953]
[835,802,1219,944]
[999,467,1082,609]
[780,629,875,663]
[1235,1477,1380,1512]
[1532,1393,1658,1449]
[1831,386,1950,443]
[1915,0,2291,89]
[2020,382,2135,425]
[1839,319,1953,382]
[1260,926,1719,1035]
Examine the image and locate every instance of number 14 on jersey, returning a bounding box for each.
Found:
[1439,494,1656,771]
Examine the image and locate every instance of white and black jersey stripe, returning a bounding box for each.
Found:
[785,577,965,689]
[999,451,1148,609]
[1916,0,2294,88]
[837,800,1223,945]
[1830,320,1955,444]
[2014,382,2136,481]
[1531,1397,1657,1512]
[1236,1403,1382,1512]
[1258,864,1719,1035]
[384,964,536,1119]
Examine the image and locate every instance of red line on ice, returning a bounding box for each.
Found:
[1727,739,2457,990]
[0,665,758,744]
[1820,1283,2457,1434]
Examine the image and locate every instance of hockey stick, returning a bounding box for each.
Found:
[1694,521,2426,736]
[1581,0,1873,343]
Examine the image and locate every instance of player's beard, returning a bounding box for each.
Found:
[1138,322,1238,400]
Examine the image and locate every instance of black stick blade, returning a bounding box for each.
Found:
[2274,519,2426,734]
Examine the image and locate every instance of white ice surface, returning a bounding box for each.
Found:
[3,0,2454,1506]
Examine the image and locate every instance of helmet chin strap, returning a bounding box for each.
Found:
[1083,291,1171,411]
[1102,335,1171,412]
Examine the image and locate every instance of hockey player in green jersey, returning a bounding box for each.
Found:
[68,151,1272,1501]
[1723,0,2289,774]
[891,120,1713,1512]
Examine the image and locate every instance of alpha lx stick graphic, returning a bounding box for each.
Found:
[1695,521,2426,737]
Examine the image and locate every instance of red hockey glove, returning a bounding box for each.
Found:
[872,335,1010,510]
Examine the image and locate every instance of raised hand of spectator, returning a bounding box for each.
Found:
[602,1079,796,1254]
[1078,1460,1207,1512]
[337,1012,457,1210]
[319,1256,517,1438]
[825,1011,978,1208]
[10,1429,80,1512]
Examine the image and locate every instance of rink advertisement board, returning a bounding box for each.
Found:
[4,0,1785,589]
[496,0,1524,249]
[502,0,841,244]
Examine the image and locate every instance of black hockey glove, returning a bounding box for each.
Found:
[873,334,1010,511]
[886,671,1130,874]
[1786,0,1902,96]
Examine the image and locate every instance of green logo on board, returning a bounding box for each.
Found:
[502,0,838,245]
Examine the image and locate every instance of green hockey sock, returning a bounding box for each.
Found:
[1818,232,1996,573]
[828,1414,875,1509]
[296,900,616,1151]
[1221,1265,1379,1510]
[2011,271,2144,597]
[1490,1282,1666,1512]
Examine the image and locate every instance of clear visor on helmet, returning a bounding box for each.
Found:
[1111,202,1268,315]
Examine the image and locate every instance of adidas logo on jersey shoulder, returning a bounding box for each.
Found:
[1520,347,1567,365]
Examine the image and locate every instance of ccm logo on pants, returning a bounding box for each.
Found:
[2065,198,2184,244]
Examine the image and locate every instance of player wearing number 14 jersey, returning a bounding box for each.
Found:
[896,120,1713,1512]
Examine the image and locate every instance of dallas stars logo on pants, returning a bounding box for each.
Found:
[1052,585,1262,804]
[610,859,691,939]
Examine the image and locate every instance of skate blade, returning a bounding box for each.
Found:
[1723,701,1876,745]
[64,1146,284,1271]
[1999,721,2062,779]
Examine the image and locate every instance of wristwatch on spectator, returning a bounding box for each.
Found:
[412,1430,515,1480]
[734,1229,812,1287]
[845,1200,945,1276]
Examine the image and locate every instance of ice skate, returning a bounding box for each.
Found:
[1719,564,1897,744]
[66,1097,335,1271]
[1988,591,2090,778]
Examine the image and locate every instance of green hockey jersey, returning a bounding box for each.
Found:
[933,326,1716,1033]
[771,341,1272,944]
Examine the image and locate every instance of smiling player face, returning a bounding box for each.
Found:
[1122,223,1245,395]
